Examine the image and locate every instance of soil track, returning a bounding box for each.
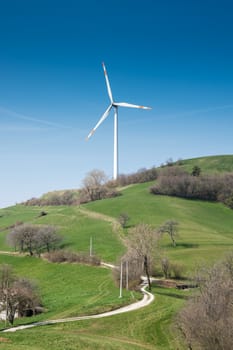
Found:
[3,284,154,333]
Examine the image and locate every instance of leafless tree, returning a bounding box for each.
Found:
[7,224,38,255]
[0,264,41,325]
[7,224,62,256]
[224,251,233,278]
[115,167,158,187]
[82,169,107,201]
[150,170,233,210]
[159,220,179,247]
[125,223,160,290]
[37,225,62,254]
[161,257,171,278]
[177,255,233,349]
[80,169,120,203]
[113,258,143,290]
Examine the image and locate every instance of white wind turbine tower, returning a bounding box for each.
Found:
[86,63,151,180]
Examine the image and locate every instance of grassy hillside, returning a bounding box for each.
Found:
[0,285,186,350]
[0,205,124,262]
[0,196,189,350]
[177,154,233,174]
[1,157,233,349]
[84,182,233,274]
[0,255,136,324]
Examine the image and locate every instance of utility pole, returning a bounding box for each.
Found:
[126,260,129,290]
[90,236,93,257]
[119,260,123,298]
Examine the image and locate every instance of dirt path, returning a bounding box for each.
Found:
[0,250,22,256]
[3,284,154,333]
[1,209,155,334]
[78,207,125,240]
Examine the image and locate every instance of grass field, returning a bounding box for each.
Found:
[0,285,186,350]
[0,156,233,349]
[84,182,233,274]
[0,254,137,328]
[177,154,233,174]
[0,205,125,262]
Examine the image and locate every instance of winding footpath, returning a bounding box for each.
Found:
[1,207,155,333]
[3,284,154,333]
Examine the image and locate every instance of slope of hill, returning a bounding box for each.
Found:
[21,154,233,205]
[177,154,233,174]
[0,205,125,262]
[84,181,233,273]
[1,155,233,349]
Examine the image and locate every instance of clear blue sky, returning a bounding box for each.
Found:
[0,0,233,208]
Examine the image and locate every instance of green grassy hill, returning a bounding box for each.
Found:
[1,286,185,350]
[84,181,233,274]
[176,154,233,174]
[0,155,233,349]
[0,205,124,262]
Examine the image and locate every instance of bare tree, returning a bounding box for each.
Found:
[224,251,233,279]
[159,220,179,247]
[7,224,38,255]
[37,225,62,254]
[12,278,41,319]
[161,257,171,279]
[0,264,41,325]
[125,223,160,290]
[82,169,108,201]
[177,256,233,350]
[7,224,62,256]
[0,264,14,325]
[112,258,143,290]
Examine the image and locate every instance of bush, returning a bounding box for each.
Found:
[7,224,62,256]
[44,250,101,266]
[170,262,185,279]
[0,264,41,325]
[23,190,80,206]
[177,254,233,349]
[113,167,158,187]
[118,213,129,228]
[112,259,142,290]
[161,257,171,278]
[79,186,120,204]
[150,170,233,209]
[191,165,201,176]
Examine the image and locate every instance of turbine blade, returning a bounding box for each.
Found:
[114,102,152,110]
[102,62,113,103]
[86,105,112,140]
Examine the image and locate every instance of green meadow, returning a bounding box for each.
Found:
[0,286,186,350]
[0,205,124,262]
[178,154,233,174]
[84,181,233,274]
[0,156,233,349]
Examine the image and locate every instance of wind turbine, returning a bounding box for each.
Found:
[86,63,151,180]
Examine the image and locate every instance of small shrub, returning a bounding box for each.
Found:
[161,257,171,278]
[171,262,185,279]
[44,250,101,266]
[150,170,233,209]
[118,213,129,228]
[191,165,201,176]
[44,250,67,263]
[113,167,158,187]
[177,256,233,350]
